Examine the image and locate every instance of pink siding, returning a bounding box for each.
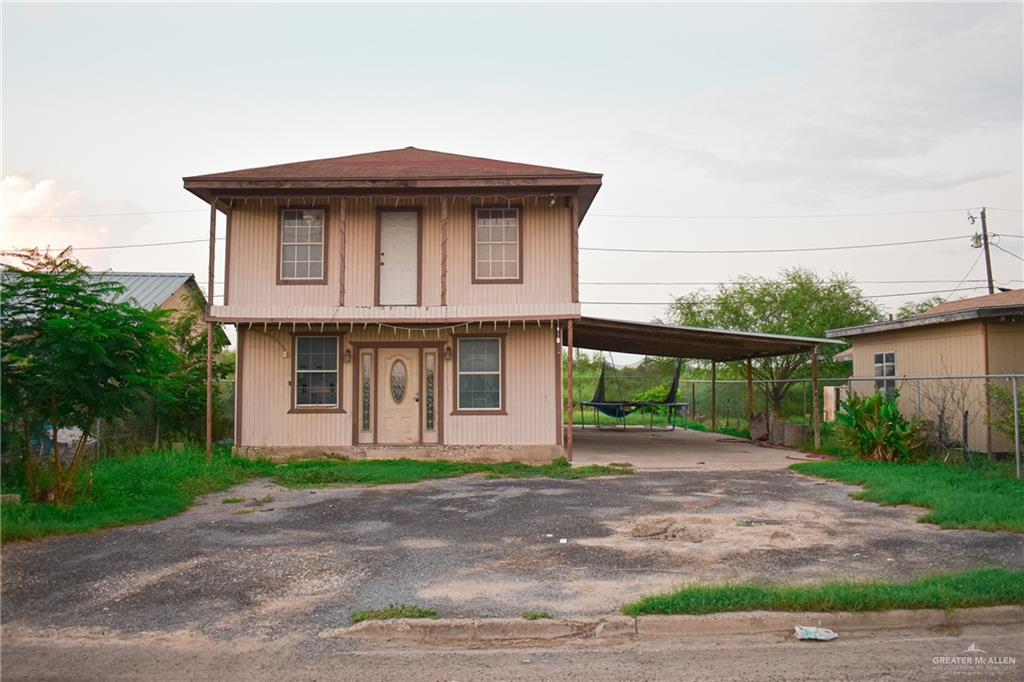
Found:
[238,324,561,450]
[224,197,572,312]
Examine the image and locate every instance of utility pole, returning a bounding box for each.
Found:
[980,207,994,295]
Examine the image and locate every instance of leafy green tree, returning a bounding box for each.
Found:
[895,296,945,319]
[664,267,882,413]
[1,249,175,502]
[154,288,230,442]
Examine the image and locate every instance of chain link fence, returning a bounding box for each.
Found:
[567,372,1022,473]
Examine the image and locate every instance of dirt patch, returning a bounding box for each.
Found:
[629,518,713,543]
[579,501,841,560]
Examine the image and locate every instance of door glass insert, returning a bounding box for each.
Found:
[424,352,436,432]
[390,360,408,403]
[361,352,373,432]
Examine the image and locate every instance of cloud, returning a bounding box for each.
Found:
[626,3,1021,204]
[1,175,151,268]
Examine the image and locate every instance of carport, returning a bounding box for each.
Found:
[562,317,843,460]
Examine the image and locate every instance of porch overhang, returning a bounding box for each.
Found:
[563,316,843,362]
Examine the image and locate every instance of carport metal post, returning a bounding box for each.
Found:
[812,346,821,450]
[746,359,754,424]
[711,361,717,432]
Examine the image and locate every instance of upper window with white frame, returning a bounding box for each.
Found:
[456,337,502,410]
[295,336,338,407]
[280,208,326,282]
[473,207,521,282]
[873,351,896,396]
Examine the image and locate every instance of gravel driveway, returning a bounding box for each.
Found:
[3,468,1022,641]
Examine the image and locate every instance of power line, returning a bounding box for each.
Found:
[579,279,1020,286]
[581,285,994,306]
[5,238,228,252]
[589,208,966,220]
[993,243,1024,262]
[581,234,970,255]
[943,252,986,303]
[9,206,1010,221]
[6,209,206,220]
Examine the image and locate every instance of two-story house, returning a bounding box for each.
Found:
[184,147,602,462]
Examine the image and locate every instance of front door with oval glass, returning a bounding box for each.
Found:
[376,348,421,444]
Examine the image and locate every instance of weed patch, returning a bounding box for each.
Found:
[791,459,1024,532]
[622,568,1024,616]
[351,604,438,623]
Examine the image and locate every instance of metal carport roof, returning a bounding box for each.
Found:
[564,317,843,361]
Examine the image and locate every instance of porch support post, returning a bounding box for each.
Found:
[746,358,754,424]
[812,345,821,449]
[206,198,217,461]
[710,361,717,432]
[566,319,574,461]
[441,197,449,306]
[338,198,347,306]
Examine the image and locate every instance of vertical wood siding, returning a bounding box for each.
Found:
[238,324,560,448]
[226,198,571,310]
[849,321,992,452]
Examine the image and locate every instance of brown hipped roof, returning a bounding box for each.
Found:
[185,146,600,182]
[183,147,603,216]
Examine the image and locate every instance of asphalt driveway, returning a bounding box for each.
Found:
[3,468,1023,642]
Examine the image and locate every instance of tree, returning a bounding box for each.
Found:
[154,288,230,442]
[1,249,174,502]
[895,296,944,320]
[664,267,882,414]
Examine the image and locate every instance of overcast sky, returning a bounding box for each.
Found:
[3,2,1022,342]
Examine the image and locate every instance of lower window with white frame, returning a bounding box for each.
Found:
[295,336,339,407]
[456,337,502,410]
[873,351,896,396]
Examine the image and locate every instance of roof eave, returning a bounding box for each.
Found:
[183,176,603,217]
[826,306,1024,338]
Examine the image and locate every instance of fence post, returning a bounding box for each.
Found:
[711,361,718,432]
[1013,375,1021,480]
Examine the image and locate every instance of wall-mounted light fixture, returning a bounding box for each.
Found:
[444,346,453,362]
[343,348,352,364]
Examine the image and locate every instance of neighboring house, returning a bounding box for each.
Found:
[827,290,1024,454]
[184,147,602,462]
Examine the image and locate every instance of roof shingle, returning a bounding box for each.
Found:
[185,147,600,182]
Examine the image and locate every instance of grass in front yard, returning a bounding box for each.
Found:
[791,459,1024,532]
[351,604,438,623]
[622,568,1024,616]
[1,448,274,542]
[270,457,630,489]
[1,451,629,542]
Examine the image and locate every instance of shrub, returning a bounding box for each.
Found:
[835,392,922,463]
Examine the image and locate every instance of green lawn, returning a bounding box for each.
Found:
[1,449,629,542]
[791,459,1024,532]
[622,568,1024,616]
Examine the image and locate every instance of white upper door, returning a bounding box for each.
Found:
[379,211,419,305]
